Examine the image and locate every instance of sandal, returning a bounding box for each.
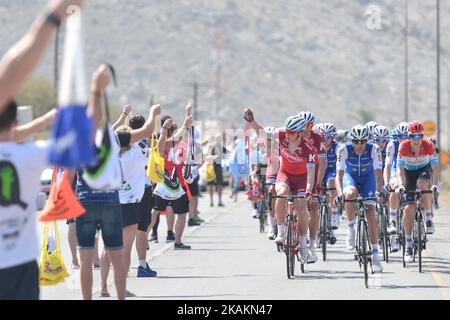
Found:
[125,289,136,297]
[99,291,111,298]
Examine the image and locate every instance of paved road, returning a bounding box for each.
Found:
[40,192,450,300]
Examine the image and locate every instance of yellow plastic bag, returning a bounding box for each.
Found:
[205,163,216,183]
[38,222,69,286]
[147,134,165,183]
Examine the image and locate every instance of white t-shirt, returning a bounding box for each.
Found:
[0,141,49,269]
[118,143,148,204]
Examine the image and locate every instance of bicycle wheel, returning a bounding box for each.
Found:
[381,207,389,263]
[418,211,423,273]
[402,226,406,268]
[360,221,369,289]
[321,205,327,261]
[290,225,296,277]
[286,218,293,279]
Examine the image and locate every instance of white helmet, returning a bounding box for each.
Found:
[299,111,315,124]
[373,125,389,139]
[321,123,337,135]
[335,129,347,139]
[365,121,378,137]
[283,115,307,132]
[313,123,323,131]
[396,122,409,135]
[350,125,369,140]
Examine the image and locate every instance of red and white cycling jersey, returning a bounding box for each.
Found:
[276,129,316,175]
[397,139,437,171]
[304,129,327,160]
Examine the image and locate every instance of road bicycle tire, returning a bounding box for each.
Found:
[361,221,369,289]
[286,218,293,279]
[381,207,389,263]
[418,211,423,273]
[321,205,327,261]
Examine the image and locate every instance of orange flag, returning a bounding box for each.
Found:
[38,168,86,222]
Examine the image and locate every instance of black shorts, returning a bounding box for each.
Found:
[403,164,432,204]
[121,202,141,227]
[138,187,153,232]
[153,192,189,214]
[207,164,224,186]
[188,177,200,197]
[0,260,39,300]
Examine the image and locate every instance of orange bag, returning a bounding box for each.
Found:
[38,168,86,222]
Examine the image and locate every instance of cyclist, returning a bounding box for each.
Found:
[373,125,389,170]
[383,122,409,252]
[243,108,316,263]
[335,125,384,273]
[365,121,379,141]
[264,127,280,240]
[319,123,341,244]
[335,129,348,143]
[298,111,327,263]
[396,121,440,263]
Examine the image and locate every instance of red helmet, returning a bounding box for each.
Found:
[408,121,424,134]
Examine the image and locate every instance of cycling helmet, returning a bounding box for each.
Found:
[373,125,389,139]
[350,125,369,140]
[408,120,424,134]
[321,123,337,135]
[283,115,307,132]
[313,123,323,131]
[335,129,347,140]
[390,129,398,139]
[396,122,409,135]
[299,111,315,124]
[365,121,378,137]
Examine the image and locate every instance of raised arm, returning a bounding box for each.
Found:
[243,107,264,133]
[157,118,173,156]
[87,64,111,139]
[12,108,56,142]
[128,104,161,145]
[112,104,131,131]
[0,0,83,113]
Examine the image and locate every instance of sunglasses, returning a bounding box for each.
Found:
[323,134,334,139]
[375,138,387,143]
[398,134,408,139]
[410,133,424,140]
[352,139,367,145]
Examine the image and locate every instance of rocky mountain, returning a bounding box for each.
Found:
[1,0,449,146]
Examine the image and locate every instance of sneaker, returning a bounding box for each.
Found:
[174,242,191,250]
[194,216,204,223]
[267,227,276,240]
[390,235,399,252]
[307,249,318,263]
[274,233,284,245]
[137,263,157,277]
[166,231,175,243]
[188,219,201,227]
[426,220,435,235]
[149,234,158,243]
[372,253,383,273]
[299,247,308,264]
[329,230,337,245]
[218,202,225,207]
[387,221,397,235]
[346,230,356,250]
[125,289,136,297]
[252,209,259,219]
[405,247,414,263]
[331,214,340,230]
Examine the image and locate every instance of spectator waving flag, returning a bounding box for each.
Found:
[48,10,93,167]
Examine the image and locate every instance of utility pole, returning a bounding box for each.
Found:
[184,82,208,121]
[149,94,155,106]
[436,0,442,157]
[404,0,409,122]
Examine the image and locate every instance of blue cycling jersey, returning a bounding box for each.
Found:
[336,142,382,177]
[326,140,340,170]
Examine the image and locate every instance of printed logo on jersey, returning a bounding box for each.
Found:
[0,161,27,210]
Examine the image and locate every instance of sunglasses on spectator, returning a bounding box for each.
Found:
[409,133,424,140]
[398,134,408,139]
[323,134,334,139]
[352,139,367,145]
[375,138,387,143]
